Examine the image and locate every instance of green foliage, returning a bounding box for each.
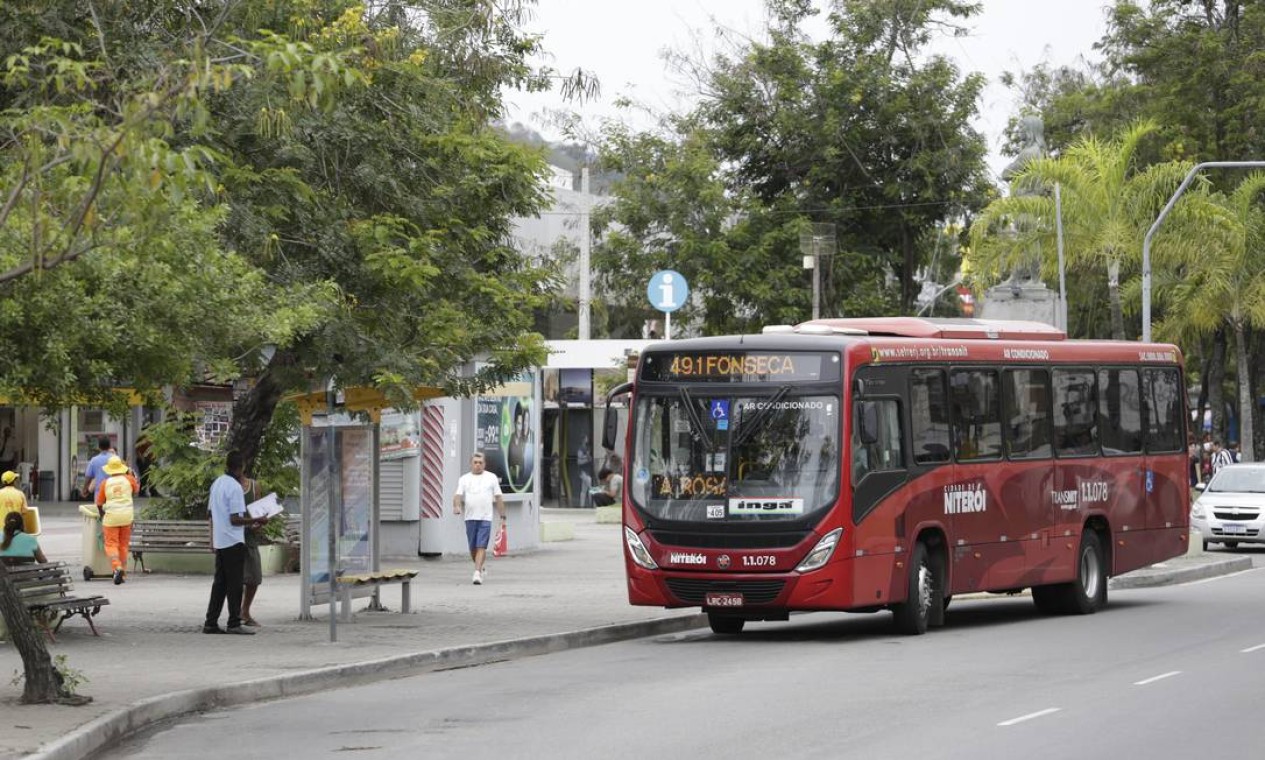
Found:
[1007,2,1265,177]
[12,654,88,696]
[143,402,300,523]
[969,121,1224,340]
[593,0,991,330]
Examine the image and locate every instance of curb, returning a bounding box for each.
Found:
[1108,556,1253,589]
[29,613,707,760]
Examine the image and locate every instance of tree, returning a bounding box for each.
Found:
[969,121,1220,340]
[0,1,357,706]
[593,0,992,331]
[0,0,589,704]
[1154,173,1265,460]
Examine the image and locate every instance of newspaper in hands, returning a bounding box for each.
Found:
[246,492,284,520]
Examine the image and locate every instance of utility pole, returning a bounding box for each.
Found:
[578,166,591,340]
[799,223,835,321]
[1055,183,1067,332]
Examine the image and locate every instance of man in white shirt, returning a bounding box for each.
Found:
[203,451,267,634]
[453,452,505,585]
[1211,440,1235,476]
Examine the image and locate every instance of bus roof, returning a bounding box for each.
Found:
[790,317,1066,341]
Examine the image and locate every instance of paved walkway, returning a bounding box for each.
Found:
[1,503,1249,760]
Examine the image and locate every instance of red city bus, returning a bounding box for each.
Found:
[604,317,1190,635]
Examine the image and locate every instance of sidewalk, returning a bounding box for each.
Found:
[3,504,1249,760]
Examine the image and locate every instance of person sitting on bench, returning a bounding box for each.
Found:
[0,512,46,563]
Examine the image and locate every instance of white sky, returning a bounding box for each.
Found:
[502,0,1114,182]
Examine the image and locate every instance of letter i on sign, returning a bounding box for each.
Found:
[658,273,675,309]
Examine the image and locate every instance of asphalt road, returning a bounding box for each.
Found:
[102,561,1265,760]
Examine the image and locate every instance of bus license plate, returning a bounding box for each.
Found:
[705,592,744,608]
[1223,523,1248,535]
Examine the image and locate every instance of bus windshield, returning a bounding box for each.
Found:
[630,391,840,522]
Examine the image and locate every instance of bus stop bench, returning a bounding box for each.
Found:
[130,520,210,572]
[336,569,417,621]
[6,562,109,641]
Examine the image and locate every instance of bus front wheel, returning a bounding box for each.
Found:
[707,613,745,635]
[893,541,940,635]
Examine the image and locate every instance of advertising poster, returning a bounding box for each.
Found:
[339,427,374,576]
[564,409,595,507]
[558,368,592,407]
[542,369,561,409]
[304,425,375,590]
[379,409,420,460]
[304,427,333,585]
[475,372,535,493]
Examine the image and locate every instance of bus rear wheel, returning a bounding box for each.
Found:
[1032,531,1107,615]
[707,613,745,635]
[893,541,940,635]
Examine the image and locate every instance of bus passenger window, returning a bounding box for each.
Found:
[852,399,904,485]
[910,369,951,464]
[1099,368,1142,454]
[950,369,1002,461]
[1004,368,1052,458]
[1054,369,1099,457]
[1143,368,1183,452]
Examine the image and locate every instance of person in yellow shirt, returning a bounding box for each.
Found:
[0,470,29,520]
[94,456,139,585]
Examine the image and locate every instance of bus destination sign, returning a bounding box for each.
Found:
[641,351,838,383]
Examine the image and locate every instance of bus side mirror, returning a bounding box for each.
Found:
[858,401,879,445]
[602,382,633,451]
[602,407,619,451]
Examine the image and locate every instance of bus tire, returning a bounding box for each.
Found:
[708,613,745,635]
[1031,584,1062,614]
[893,541,938,635]
[1066,531,1107,614]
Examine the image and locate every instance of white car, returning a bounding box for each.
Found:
[1192,463,1265,550]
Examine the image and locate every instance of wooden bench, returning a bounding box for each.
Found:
[129,520,210,573]
[7,562,109,641]
[336,569,417,621]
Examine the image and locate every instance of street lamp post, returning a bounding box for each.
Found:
[1142,161,1265,343]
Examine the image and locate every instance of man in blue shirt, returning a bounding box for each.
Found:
[203,450,265,634]
[82,437,113,499]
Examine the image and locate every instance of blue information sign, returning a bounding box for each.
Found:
[647,270,689,313]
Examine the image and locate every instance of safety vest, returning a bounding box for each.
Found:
[0,486,25,519]
[100,474,136,527]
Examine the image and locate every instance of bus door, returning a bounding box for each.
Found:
[850,367,910,560]
[1096,368,1148,569]
[1142,367,1187,531]
[948,367,1021,589]
[1051,368,1100,575]
[1000,367,1057,588]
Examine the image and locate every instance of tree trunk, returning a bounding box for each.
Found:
[0,563,85,704]
[1209,327,1228,443]
[1237,320,1255,461]
[225,349,295,475]
[1197,337,1211,435]
[1107,260,1124,340]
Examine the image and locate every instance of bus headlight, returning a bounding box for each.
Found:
[624,527,659,570]
[796,528,842,573]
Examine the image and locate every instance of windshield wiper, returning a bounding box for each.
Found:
[678,387,717,452]
[730,386,791,450]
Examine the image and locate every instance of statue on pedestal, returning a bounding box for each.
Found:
[998,115,1047,285]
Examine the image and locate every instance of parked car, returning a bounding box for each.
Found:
[1192,463,1265,550]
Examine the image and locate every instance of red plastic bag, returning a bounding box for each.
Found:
[492,522,508,557]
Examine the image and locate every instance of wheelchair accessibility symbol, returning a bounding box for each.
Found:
[710,400,729,431]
